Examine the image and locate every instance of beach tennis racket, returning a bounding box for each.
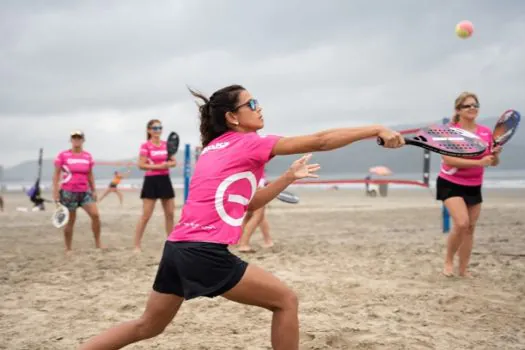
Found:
[166,131,180,161]
[51,202,69,228]
[493,109,521,147]
[277,190,300,204]
[377,124,487,157]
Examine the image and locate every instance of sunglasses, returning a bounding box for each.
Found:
[150,125,163,131]
[233,98,259,112]
[459,103,480,110]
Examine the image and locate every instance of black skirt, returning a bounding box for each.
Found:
[140,174,175,199]
[152,241,248,300]
[436,176,482,206]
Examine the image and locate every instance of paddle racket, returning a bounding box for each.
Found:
[51,202,69,228]
[377,124,487,157]
[277,190,300,204]
[166,131,180,161]
[492,109,521,147]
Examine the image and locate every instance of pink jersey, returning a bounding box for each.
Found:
[168,131,281,245]
[54,150,94,192]
[438,123,493,186]
[139,140,170,176]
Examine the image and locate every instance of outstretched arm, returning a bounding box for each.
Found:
[271,125,403,156]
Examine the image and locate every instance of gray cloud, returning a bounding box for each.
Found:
[1,0,524,167]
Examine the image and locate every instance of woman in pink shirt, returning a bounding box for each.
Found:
[436,92,503,277]
[52,130,103,253]
[133,119,177,252]
[80,85,404,350]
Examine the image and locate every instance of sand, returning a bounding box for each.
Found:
[0,188,524,350]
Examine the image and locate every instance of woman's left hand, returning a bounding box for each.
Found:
[288,154,321,180]
[492,145,503,155]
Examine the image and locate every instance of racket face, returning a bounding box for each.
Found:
[166,132,180,159]
[493,109,521,146]
[52,204,70,228]
[411,125,487,157]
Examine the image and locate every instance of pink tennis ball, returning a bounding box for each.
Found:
[455,20,474,39]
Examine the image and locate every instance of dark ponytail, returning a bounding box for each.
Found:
[146,119,161,140]
[188,85,245,147]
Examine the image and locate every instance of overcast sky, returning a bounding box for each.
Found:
[1,0,524,167]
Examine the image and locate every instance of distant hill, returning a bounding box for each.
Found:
[3,117,524,182]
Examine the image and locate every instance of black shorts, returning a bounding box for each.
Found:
[109,182,118,189]
[152,241,248,300]
[140,175,175,199]
[436,176,482,206]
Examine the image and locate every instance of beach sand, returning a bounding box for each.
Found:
[0,188,524,350]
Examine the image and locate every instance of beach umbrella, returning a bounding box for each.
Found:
[368,166,392,176]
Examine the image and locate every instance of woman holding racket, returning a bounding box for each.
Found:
[52,130,103,253]
[437,92,502,278]
[79,85,404,350]
[133,119,177,252]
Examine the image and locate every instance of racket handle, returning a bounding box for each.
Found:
[376,137,385,146]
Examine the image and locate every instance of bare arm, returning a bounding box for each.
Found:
[248,154,320,211]
[88,170,96,193]
[52,166,61,201]
[137,155,168,171]
[247,171,295,211]
[441,155,483,168]
[271,125,392,156]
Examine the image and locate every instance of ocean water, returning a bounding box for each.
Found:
[3,169,524,192]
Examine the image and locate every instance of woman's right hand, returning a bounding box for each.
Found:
[377,127,405,148]
[53,191,60,203]
[478,155,495,167]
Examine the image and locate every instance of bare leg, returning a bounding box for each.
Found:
[133,199,156,252]
[115,190,124,206]
[458,203,482,277]
[97,188,112,203]
[222,264,299,350]
[160,198,175,236]
[79,291,184,350]
[259,207,273,248]
[443,197,470,276]
[63,210,77,254]
[238,208,264,252]
[82,202,104,249]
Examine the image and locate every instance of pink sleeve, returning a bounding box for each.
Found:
[139,143,149,157]
[245,133,282,165]
[54,152,63,168]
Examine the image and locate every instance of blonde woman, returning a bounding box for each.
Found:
[436,92,502,277]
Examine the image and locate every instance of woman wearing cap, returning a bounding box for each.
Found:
[133,119,177,252]
[52,131,103,253]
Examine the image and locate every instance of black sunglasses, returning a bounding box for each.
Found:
[232,98,259,112]
[459,103,480,110]
[150,125,163,131]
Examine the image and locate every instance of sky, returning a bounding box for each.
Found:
[1,0,524,168]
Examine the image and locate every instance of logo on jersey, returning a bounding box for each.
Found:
[214,171,257,227]
[201,142,230,156]
[150,150,167,156]
[61,165,72,184]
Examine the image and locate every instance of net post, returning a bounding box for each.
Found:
[441,117,451,233]
[183,143,191,203]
